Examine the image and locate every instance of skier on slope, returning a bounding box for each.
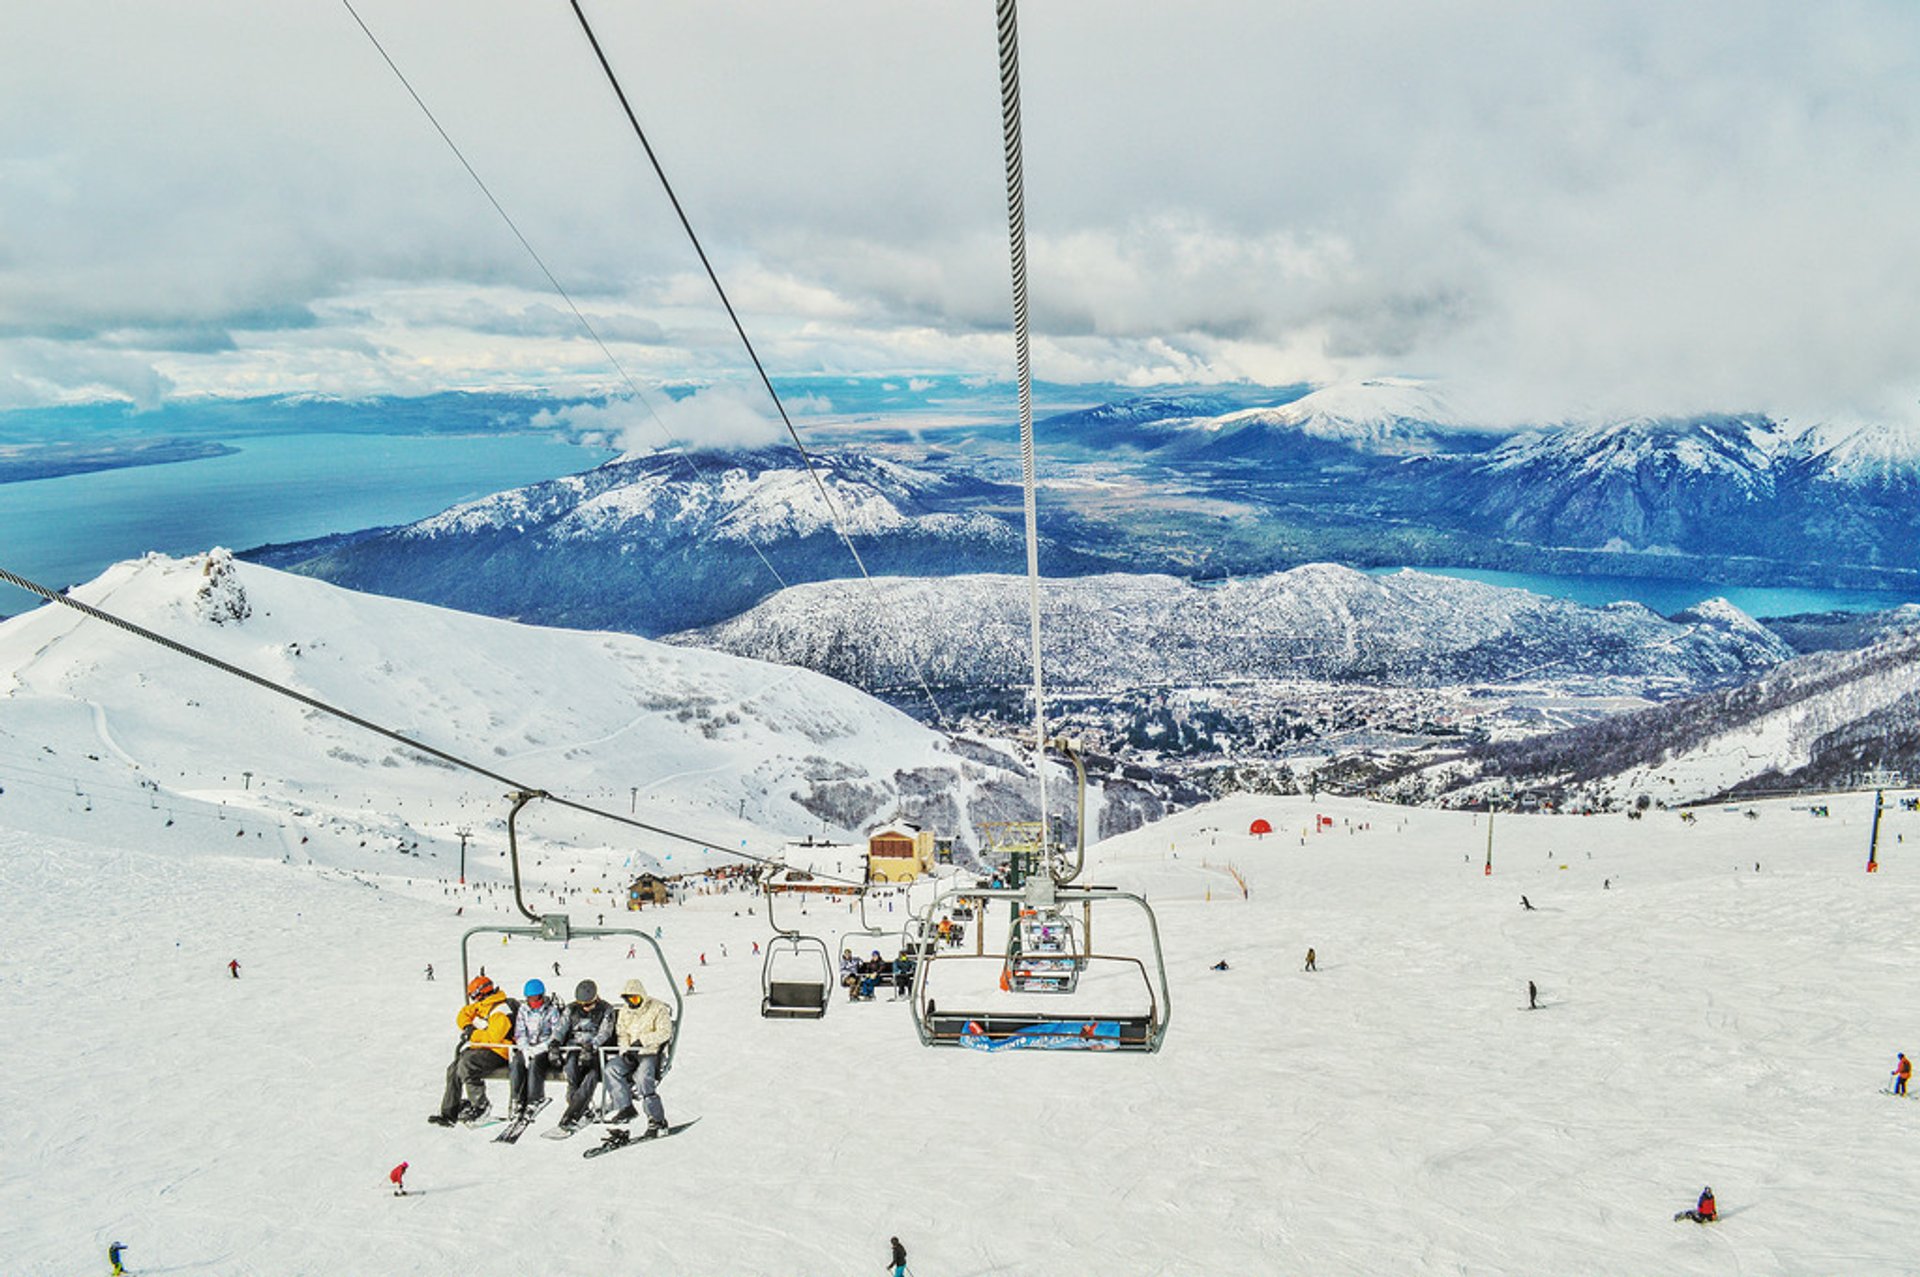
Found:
[389,1162,409,1196]
[1528,980,1538,1010]
[228,958,241,978]
[887,1236,908,1276]
[603,977,674,1136]
[1894,1052,1911,1096]
[429,975,512,1126]
[1674,1186,1716,1223]
[108,1241,129,1274]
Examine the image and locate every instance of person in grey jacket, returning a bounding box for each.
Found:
[549,980,616,1135]
[603,977,675,1133]
[508,978,564,1118]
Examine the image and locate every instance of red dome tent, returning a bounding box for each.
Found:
[1249,818,1273,837]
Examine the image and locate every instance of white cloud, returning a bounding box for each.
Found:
[533,385,787,454]
[5,1,1920,424]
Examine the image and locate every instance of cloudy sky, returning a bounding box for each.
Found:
[4,0,1918,423]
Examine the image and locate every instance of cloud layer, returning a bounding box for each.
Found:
[5,1,1918,424]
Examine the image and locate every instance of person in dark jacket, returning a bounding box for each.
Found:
[545,980,616,1136]
[887,1236,907,1276]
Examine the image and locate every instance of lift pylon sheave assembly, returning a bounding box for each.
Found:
[760,870,835,1019]
[909,740,1171,1052]
[457,790,686,1076]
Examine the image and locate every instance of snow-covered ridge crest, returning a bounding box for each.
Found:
[399,447,1014,546]
[0,553,1105,868]
[672,563,1790,694]
[1210,377,1472,441]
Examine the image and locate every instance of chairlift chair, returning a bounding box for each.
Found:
[1007,903,1086,994]
[760,873,833,1019]
[837,887,914,1002]
[456,790,685,1076]
[910,881,1171,1053]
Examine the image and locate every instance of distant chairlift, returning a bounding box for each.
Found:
[759,869,833,1020]
[1007,904,1085,994]
[457,790,684,1076]
[839,888,916,1002]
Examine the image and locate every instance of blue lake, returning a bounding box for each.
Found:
[0,433,612,614]
[1366,565,1915,619]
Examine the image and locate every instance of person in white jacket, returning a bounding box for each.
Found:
[603,977,674,1133]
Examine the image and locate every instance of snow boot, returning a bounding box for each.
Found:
[605,1106,639,1124]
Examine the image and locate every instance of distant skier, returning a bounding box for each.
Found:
[1520,896,1534,911]
[626,944,637,959]
[685,973,695,996]
[888,1235,908,1277]
[108,1241,129,1274]
[227,958,240,979]
[1528,980,1538,1010]
[1604,879,1610,890]
[1211,960,1230,971]
[389,1161,409,1196]
[552,961,561,977]
[424,964,434,982]
[1674,1186,1716,1223]
[1894,1052,1911,1096]
[1303,948,1316,972]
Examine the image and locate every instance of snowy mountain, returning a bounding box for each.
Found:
[1041,377,1500,462]
[250,447,1108,635]
[1380,626,1920,807]
[1441,414,1789,552]
[0,552,1167,872]
[673,564,1790,696]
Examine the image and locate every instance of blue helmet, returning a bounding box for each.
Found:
[523,978,546,999]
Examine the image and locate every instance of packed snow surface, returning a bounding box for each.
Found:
[5,783,1918,1272]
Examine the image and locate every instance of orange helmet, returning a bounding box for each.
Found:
[466,975,495,999]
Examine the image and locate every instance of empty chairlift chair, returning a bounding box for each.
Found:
[759,874,833,1020]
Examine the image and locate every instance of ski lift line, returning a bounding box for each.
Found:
[335,0,793,599]
[564,0,953,730]
[0,563,870,886]
[994,0,1049,839]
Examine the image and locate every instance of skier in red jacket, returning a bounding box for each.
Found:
[389,1161,409,1196]
[1675,1186,1715,1222]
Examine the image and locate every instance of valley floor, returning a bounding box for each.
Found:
[3,793,1917,1274]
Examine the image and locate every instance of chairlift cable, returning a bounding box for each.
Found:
[336,0,793,599]
[0,564,869,887]
[994,0,1050,843]
[565,0,952,729]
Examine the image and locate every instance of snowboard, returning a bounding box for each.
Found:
[582,1118,701,1157]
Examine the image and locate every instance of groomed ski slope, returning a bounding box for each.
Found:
[4,790,1917,1274]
